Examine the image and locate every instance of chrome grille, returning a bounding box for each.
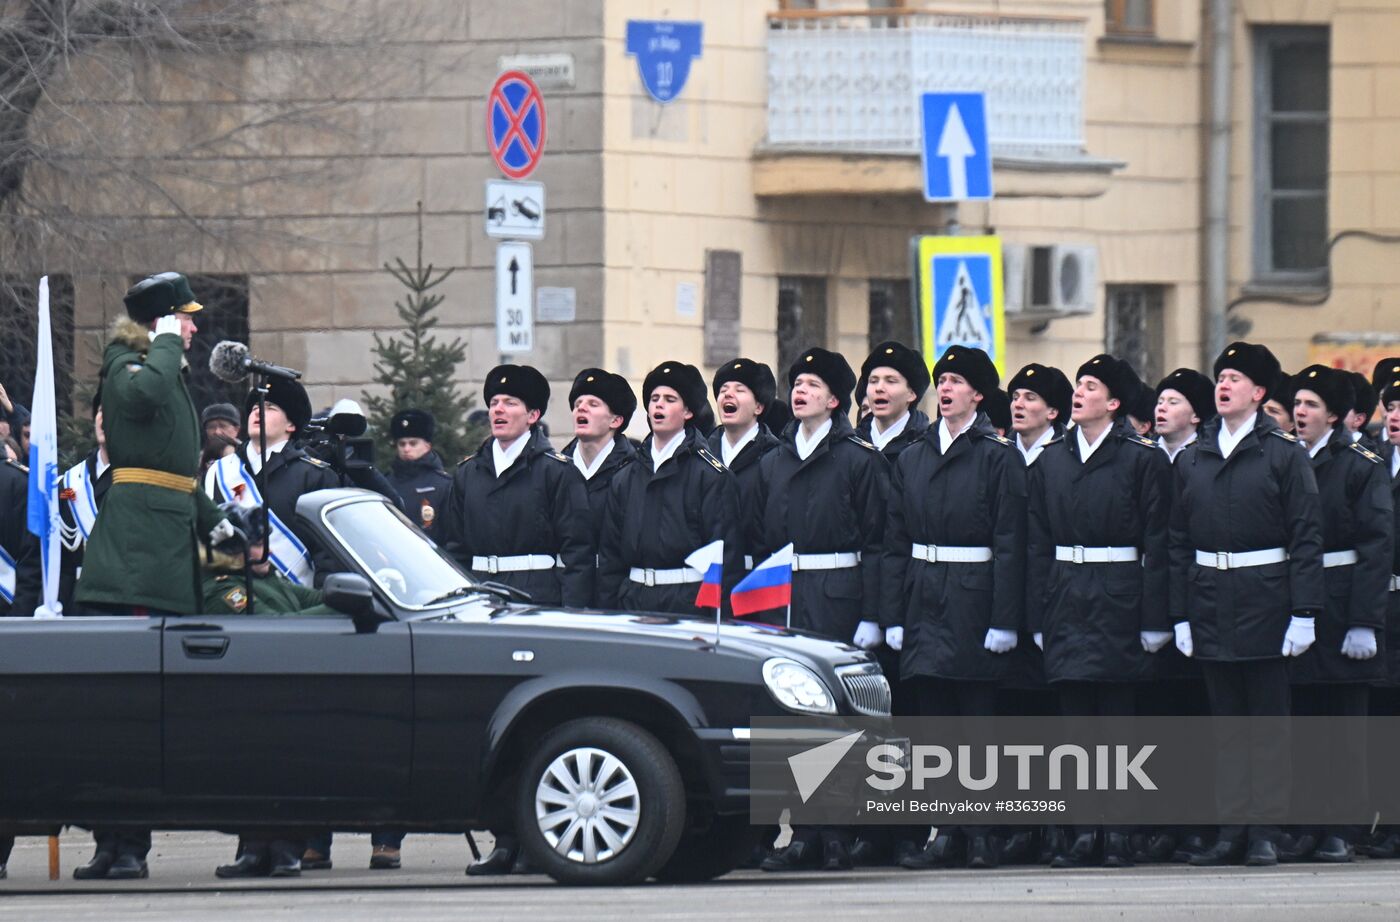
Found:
[837,663,892,716]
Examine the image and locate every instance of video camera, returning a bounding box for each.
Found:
[301,398,376,475]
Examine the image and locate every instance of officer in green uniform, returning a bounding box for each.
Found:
[71,272,237,882]
[75,272,235,618]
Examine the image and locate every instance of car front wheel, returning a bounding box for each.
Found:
[516,717,686,885]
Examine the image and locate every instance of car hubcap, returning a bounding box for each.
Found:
[535,746,641,864]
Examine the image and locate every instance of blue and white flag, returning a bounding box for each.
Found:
[27,276,63,617]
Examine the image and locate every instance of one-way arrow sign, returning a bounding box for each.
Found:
[921,92,993,202]
[496,241,533,354]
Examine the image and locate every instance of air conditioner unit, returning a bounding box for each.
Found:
[1003,243,1098,318]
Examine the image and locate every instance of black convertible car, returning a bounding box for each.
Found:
[0,489,891,885]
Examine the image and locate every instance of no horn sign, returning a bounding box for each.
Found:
[488,71,547,180]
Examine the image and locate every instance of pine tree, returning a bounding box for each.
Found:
[362,203,481,470]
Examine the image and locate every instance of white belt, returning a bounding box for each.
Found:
[1195,548,1287,570]
[744,555,754,570]
[629,566,702,586]
[1054,545,1139,564]
[912,543,993,564]
[1391,575,1400,592]
[1323,550,1358,569]
[472,554,562,574]
[791,552,860,572]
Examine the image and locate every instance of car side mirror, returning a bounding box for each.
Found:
[323,573,388,632]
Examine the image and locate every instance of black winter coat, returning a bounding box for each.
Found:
[882,414,1025,681]
[0,459,40,616]
[441,429,594,609]
[1026,419,1172,683]
[1378,441,1400,687]
[598,427,740,616]
[752,415,888,641]
[708,425,780,568]
[563,434,639,544]
[1289,428,1393,684]
[1168,411,1326,662]
[857,409,933,462]
[389,451,452,539]
[58,450,111,611]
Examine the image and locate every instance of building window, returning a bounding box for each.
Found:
[777,276,828,394]
[133,273,250,413]
[1253,27,1330,283]
[1105,285,1165,386]
[868,278,914,352]
[0,276,76,419]
[1105,0,1153,36]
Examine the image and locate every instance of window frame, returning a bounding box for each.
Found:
[1105,0,1154,37]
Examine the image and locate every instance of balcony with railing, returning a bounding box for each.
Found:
[759,8,1118,198]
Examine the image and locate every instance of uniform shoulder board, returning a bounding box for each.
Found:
[433,468,452,479]
[548,450,571,463]
[299,455,331,469]
[846,434,878,451]
[5,459,29,473]
[981,432,1014,447]
[1271,429,1299,442]
[1128,434,1158,449]
[458,453,476,466]
[1350,442,1382,464]
[695,446,727,472]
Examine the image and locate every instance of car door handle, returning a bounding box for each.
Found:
[182,636,229,658]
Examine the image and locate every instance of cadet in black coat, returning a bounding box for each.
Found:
[598,361,740,615]
[709,358,781,575]
[1,457,40,616]
[440,365,593,609]
[1169,342,1326,866]
[855,341,932,459]
[1368,381,1400,859]
[562,368,639,580]
[387,409,452,539]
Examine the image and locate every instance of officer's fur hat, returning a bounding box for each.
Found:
[1007,363,1072,424]
[1381,374,1400,407]
[1346,371,1377,421]
[1213,341,1281,392]
[1372,357,1400,393]
[1156,368,1216,423]
[123,272,202,324]
[643,361,708,418]
[390,408,436,443]
[1075,354,1135,414]
[711,358,777,410]
[982,388,1012,432]
[932,345,999,400]
[569,368,637,425]
[484,364,550,415]
[1292,365,1353,420]
[860,341,931,402]
[243,377,313,435]
[788,347,857,414]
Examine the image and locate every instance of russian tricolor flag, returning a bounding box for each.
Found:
[685,540,725,610]
[729,544,793,618]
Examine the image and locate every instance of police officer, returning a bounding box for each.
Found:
[598,361,739,615]
[203,377,340,587]
[1169,342,1326,868]
[1368,373,1400,858]
[709,359,780,577]
[73,271,236,881]
[387,409,452,539]
[1026,354,1172,868]
[57,390,111,612]
[439,365,593,608]
[755,347,888,873]
[1,454,39,617]
[1278,365,1392,863]
[887,346,1025,871]
[563,368,638,575]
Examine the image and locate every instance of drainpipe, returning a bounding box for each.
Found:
[1203,0,1233,368]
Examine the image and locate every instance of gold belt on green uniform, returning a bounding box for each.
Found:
[112,467,197,493]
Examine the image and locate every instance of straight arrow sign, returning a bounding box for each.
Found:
[496,241,533,354]
[920,92,994,202]
[937,103,974,201]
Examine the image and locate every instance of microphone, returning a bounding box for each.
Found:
[210,340,302,383]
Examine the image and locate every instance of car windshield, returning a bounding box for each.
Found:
[322,498,475,609]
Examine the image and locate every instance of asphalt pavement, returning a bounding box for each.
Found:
[2,830,1399,920]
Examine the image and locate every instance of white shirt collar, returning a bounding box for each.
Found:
[870,412,910,451]
[572,437,615,481]
[1076,423,1113,463]
[1391,445,1400,479]
[650,429,686,470]
[794,417,833,461]
[1352,429,1364,443]
[95,451,111,480]
[1017,426,1055,466]
[1306,427,1334,459]
[1158,431,1198,463]
[1217,415,1256,459]
[721,423,760,468]
[244,438,289,476]
[937,416,973,455]
[492,433,531,477]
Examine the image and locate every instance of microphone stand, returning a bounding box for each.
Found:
[247,373,273,616]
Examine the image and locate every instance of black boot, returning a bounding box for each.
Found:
[760,839,820,872]
[1190,838,1244,867]
[1102,832,1134,868]
[1050,832,1097,869]
[1367,832,1400,859]
[466,844,518,876]
[73,849,117,880]
[215,852,270,879]
[1172,833,1210,863]
[1244,839,1278,867]
[892,839,921,867]
[848,838,880,866]
[1141,831,1177,863]
[900,831,963,870]
[106,853,149,880]
[822,839,853,871]
[269,841,302,877]
[967,835,999,869]
[1276,831,1317,863]
[1311,835,1352,863]
[999,830,1035,865]
[1038,826,1064,865]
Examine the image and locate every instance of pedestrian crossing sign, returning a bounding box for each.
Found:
[914,235,1005,373]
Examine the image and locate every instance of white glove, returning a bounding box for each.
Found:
[1281,616,1316,657]
[1033,632,1043,651]
[1174,621,1193,657]
[33,604,62,619]
[885,626,904,651]
[853,620,882,651]
[152,313,183,340]
[983,628,1017,654]
[209,518,237,546]
[1141,630,1173,653]
[1341,626,1378,660]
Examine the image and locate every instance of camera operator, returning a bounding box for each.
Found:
[300,399,404,512]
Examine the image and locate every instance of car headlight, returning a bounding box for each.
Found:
[762,658,837,715]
